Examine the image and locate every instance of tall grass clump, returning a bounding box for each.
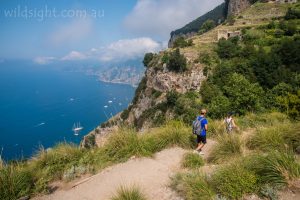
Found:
[247,122,299,152]
[244,151,300,188]
[211,164,258,199]
[182,153,205,169]
[103,127,150,162]
[246,125,286,151]
[208,134,242,163]
[29,143,85,182]
[153,121,192,150]
[171,172,215,200]
[283,124,300,152]
[0,164,34,200]
[207,119,226,138]
[111,185,147,200]
[236,112,288,130]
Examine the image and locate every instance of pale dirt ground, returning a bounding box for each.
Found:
[33,139,216,200]
[33,135,299,200]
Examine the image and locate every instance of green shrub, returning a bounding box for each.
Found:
[182,153,205,169]
[171,172,215,200]
[167,48,187,72]
[211,164,258,199]
[285,7,300,20]
[143,53,154,67]
[82,134,96,149]
[208,134,242,164]
[259,184,279,200]
[132,77,147,104]
[111,185,147,200]
[199,19,216,34]
[245,151,300,188]
[173,37,193,48]
[0,165,34,200]
[121,109,130,120]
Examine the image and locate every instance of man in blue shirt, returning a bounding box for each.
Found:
[195,109,208,155]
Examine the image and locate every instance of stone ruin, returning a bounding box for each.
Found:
[217,30,242,40]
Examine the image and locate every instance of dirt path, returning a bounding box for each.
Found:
[34,148,186,200]
[33,139,217,200]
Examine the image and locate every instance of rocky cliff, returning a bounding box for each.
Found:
[226,0,252,16]
[122,51,206,129]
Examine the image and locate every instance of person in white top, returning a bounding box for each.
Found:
[224,112,237,133]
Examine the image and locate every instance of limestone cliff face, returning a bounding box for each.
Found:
[125,60,205,129]
[227,0,252,16]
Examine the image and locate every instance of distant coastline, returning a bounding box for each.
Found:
[97,78,139,88]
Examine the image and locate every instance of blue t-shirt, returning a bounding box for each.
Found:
[197,116,208,136]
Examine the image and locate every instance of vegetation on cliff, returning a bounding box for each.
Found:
[1,2,300,200]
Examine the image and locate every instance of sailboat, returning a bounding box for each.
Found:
[72,122,83,136]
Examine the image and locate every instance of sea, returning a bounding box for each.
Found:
[0,60,135,161]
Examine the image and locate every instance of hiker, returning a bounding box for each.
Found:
[192,109,208,155]
[224,112,237,133]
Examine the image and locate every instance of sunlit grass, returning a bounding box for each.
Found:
[111,185,147,200]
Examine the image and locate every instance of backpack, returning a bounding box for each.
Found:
[192,117,206,136]
[225,117,233,132]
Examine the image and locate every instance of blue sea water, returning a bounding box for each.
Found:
[0,60,135,161]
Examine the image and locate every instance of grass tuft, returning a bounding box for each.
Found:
[247,122,300,152]
[111,185,147,200]
[236,112,289,130]
[29,143,85,181]
[208,134,242,164]
[244,151,300,188]
[182,153,205,169]
[0,164,34,200]
[171,172,215,200]
[211,164,258,200]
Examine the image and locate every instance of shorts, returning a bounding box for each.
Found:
[197,135,207,144]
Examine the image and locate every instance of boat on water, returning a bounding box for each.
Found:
[72,122,83,136]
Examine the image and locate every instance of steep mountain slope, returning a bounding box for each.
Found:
[168,0,257,47]
[168,3,227,47]
[115,1,291,130]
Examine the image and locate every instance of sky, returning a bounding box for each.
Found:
[0,0,223,63]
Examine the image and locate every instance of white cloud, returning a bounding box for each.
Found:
[61,51,87,61]
[124,0,224,39]
[49,18,93,47]
[61,37,163,62]
[99,37,163,62]
[33,56,56,64]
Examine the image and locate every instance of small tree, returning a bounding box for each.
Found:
[167,48,187,72]
[216,38,240,59]
[223,73,263,114]
[199,19,216,34]
[173,37,193,48]
[143,52,154,67]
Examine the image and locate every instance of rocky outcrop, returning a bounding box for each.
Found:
[125,62,206,128]
[227,0,252,16]
[146,66,204,93]
[168,32,197,48]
